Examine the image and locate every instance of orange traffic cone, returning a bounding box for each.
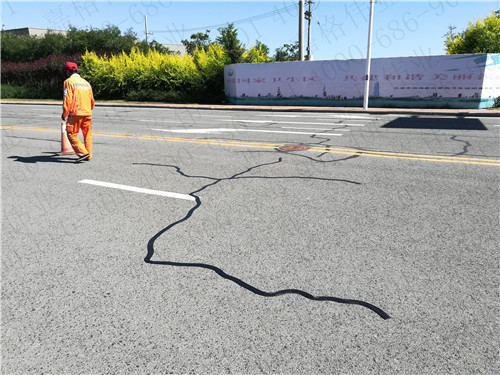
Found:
[57,121,74,155]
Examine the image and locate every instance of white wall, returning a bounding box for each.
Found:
[224,54,500,109]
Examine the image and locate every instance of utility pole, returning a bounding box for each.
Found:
[363,0,376,109]
[299,0,304,61]
[305,0,313,60]
[145,15,150,44]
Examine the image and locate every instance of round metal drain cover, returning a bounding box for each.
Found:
[278,145,310,151]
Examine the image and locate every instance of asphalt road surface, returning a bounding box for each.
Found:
[2,103,499,374]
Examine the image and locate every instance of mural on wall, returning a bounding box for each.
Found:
[224,54,500,109]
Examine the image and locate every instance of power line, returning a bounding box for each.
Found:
[150,3,299,34]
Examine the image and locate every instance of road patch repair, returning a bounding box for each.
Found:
[278,145,311,151]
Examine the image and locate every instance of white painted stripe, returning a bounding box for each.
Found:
[336,123,365,127]
[232,120,274,123]
[254,114,371,119]
[79,179,195,201]
[223,119,363,126]
[282,126,350,131]
[138,119,182,123]
[152,128,233,133]
[151,128,343,136]
[125,107,175,111]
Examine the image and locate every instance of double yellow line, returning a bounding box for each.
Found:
[2,125,499,167]
[309,146,500,166]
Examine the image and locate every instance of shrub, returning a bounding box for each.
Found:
[1,53,82,95]
[125,89,185,102]
[2,44,235,103]
[1,84,61,99]
[81,46,228,103]
[242,45,271,63]
[191,44,230,102]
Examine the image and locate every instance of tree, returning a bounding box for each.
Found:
[242,45,270,63]
[445,10,500,54]
[255,40,270,57]
[181,30,211,55]
[0,25,175,63]
[64,25,138,55]
[215,23,244,64]
[0,31,67,62]
[274,41,299,62]
[135,40,173,55]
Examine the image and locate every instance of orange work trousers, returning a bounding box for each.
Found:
[66,115,93,160]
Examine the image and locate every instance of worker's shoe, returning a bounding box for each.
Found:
[75,154,90,163]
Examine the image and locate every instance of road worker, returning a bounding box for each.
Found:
[61,62,95,163]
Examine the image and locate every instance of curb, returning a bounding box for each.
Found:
[2,100,499,117]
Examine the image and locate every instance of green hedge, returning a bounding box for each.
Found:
[1,44,266,103]
[1,84,61,99]
[81,45,230,103]
[1,53,82,99]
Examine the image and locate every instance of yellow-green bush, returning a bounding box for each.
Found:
[242,45,271,64]
[80,46,230,103]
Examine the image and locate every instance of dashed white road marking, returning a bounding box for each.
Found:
[79,179,195,201]
[336,123,365,127]
[253,114,372,119]
[219,119,363,126]
[151,128,343,136]
[281,126,350,131]
[137,118,365,127]
[138,119,182,123]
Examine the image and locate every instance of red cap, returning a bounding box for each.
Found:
[65,62,78,71]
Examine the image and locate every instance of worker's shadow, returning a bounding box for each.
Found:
[7,152,75,164]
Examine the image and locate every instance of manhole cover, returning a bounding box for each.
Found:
[278,145,310,151]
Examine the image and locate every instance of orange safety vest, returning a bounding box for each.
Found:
[63,73,95,117]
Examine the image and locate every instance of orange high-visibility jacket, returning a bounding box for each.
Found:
[63,74,95,118]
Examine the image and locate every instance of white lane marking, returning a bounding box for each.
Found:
[138,119,182,123]
[336,123,365,127]
[219,119,362,126]
[152,128,234,134]
[116,107,175,111]
[281,126,350,131]
[79,179,195,201]
[151,128,342,136]
[253,114,372,119]
[228,119,274,123]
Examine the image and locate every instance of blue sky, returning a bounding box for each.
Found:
[1,1,498,60]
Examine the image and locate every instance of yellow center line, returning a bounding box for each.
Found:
[95,132,279,150]
[93,130,281,147]
[0,125,281,148]
[2,125,499,166]
[311,146,500,163]
[308,149,500,166]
